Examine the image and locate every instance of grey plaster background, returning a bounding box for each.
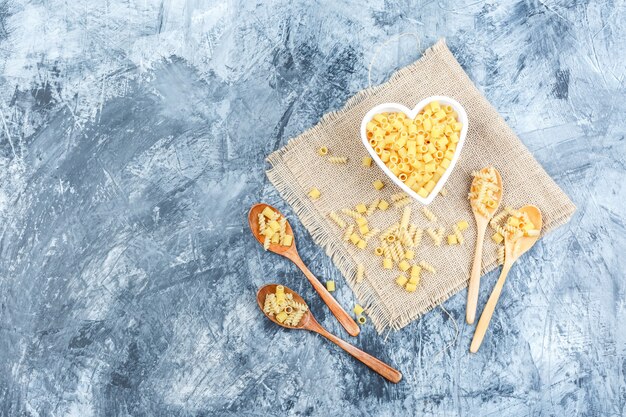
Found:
[0,0,624,416]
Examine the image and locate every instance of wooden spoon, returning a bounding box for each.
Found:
[257,284,402,383]
[248,203,360,337]
[470,205,542,353]
[466,168,503,324]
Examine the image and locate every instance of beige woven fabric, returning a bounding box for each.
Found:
[266,39,575,333]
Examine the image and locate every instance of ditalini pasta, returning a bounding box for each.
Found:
[364,101,463,198]
[258,207,292,249]
[469,166,500,217]
[308,188,321,200]
[318,146,329,156]
[264,286,308,326]
[328,156,348,164]
[362,156,373,167]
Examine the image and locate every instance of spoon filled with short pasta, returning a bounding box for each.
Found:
[470,205,542,353]
[248,203,360,337]
[257,284,402,383]
[466,167,503,325]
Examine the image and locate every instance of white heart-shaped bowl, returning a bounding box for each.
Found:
[360,95,468,205]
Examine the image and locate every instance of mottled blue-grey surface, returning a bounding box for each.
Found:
[0,0,624,416]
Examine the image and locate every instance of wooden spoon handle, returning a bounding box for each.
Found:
[466,223,486,324]
[291,256,360,337]
[312,325,402,383]
[470,261,512,353]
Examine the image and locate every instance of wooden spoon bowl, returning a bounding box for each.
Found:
[257,284,402,383]
[248,203,360,337]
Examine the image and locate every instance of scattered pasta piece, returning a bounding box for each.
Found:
[326,281,335,292]
[362,156,373,167]
[447,234,458,245]
[404,249,415,260]
[492,232,503,244]
[457,220,469,231]
[341,208,363,219]
[391,192,407,202]
[378,200,390,210]
[362,228,380,240]
[366,199,380,216]
[318,146,329,156]
[419,260,436,273]
[394,197,411,208]
[373,179,385,190]
[308,188,321,200]
[328,211,346,229]
[400,206,411,230]
[497,246,505,265]
[342,224,355,242]
[356,264,365,283]
[453,224,464,245]
[421,207,437,222]
[412,228,424,247]
[439,187,448,196]
[383,258,393,269]
[396,275,408,287]
[426,228,443,246]
[328,156,348,164]
[374,246,384,256]
[405,283,417,292]
[398,260,410,272]
[357,316,367,325]
[353,304,364,316]
[355,203,367,214]
[410,265,421,278]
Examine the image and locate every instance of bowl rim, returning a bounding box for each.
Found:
[359,95,468,205]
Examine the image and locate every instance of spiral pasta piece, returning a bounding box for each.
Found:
[328,156,348,164]
[341,208,363,219]
[328,211,346,229]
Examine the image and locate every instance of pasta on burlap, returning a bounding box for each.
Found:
[266,39,575,333]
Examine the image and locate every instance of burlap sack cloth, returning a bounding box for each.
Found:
[266,39,575,333]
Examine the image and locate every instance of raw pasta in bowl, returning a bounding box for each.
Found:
[360,96,468,205]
